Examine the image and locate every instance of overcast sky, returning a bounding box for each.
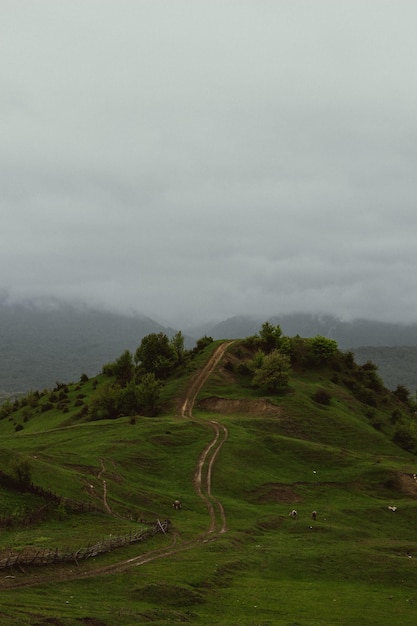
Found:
[2,1,417,326]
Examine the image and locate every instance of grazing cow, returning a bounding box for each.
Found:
[289,509,298,519]
[312,510,317,521]
[172,499,182,510]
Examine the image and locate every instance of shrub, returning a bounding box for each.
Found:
[390,409,403,424]
[343,351,355,368]
[371,418,384,431]
[224,360,234,372]
[252,350,291,393]
[193,335,214,353]
[312,389,331,405]
[393,422,417,453]
[393,384,411,403]
[79,404,89,417]
[102,363,114,376]
[307,335,338,363]
[354,386,378,407]
[11,456,32,486]
[257,322,283,352]
[41,402,54,412]
[237,362,251,376]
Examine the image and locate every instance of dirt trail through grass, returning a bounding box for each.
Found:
[2,341,233,588]
[184,341,234,534]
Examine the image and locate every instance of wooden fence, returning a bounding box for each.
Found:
[0,519,170,571]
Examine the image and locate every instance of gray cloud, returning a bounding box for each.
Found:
[2,0,417,326]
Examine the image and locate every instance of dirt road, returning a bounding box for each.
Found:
[184,342,234,534]
[2,341,233,587]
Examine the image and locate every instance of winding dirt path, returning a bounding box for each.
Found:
[2,341,233,588]
[182,342,233,534]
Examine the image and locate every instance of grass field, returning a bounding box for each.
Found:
[0,339,416,625]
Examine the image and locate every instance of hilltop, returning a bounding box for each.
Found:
[1,300,417,396]
[0,324,417,624]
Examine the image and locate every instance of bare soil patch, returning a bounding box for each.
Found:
[198,396,283,417]
[386,472,417,497]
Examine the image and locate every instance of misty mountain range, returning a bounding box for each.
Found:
[1,299,417,395]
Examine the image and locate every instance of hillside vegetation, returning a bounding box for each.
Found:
[0,324,417,625]
[2,298,417,396]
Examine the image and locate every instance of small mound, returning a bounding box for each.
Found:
[198,396,282,417]
[134,583,204,607]
[249,482,302,504]
[385,472,417,498]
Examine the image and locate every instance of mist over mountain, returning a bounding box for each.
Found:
[1,299,417,395]
[0,298,183,394]
[192,313,417,348]
[191,314,417,393]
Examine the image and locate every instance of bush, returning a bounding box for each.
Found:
[224,360,234,372]
[11,456,32,486]
[41,402,54,412]
[307,336,338,364]
[252,350,291,393]
[393,422,417,453]
[237,362,251,376]
[393,384,411,403]
[354,386,378,407]
[312,389,331,405]
[391,409,403,424]
[102,363,114,377]
[193,335,214,353]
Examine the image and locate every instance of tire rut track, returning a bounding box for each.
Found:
[2,341,233,587]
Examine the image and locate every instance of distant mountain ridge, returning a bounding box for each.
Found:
[1,302,417,394]
[190,314,417,392]
[0,299,183,393]
[192,313,417,348]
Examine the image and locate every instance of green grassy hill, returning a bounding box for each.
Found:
[0,333,416,625]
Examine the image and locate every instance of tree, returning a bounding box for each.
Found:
[194,335,214,353]
[393,421,417,453]
[135,333,176,379]
[258,322,283,352]
[393,384,410,404]
[113,350,134,386]
[308,335,338,363]
[136,373,161,416]
[90,382,119,419]
[358,361,384,392]
[252,349,291,393]
[249,349,266,371]
[170,330,186,365]
[116,381,141,416]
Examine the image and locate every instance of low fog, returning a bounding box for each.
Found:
[2,1,417,327]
